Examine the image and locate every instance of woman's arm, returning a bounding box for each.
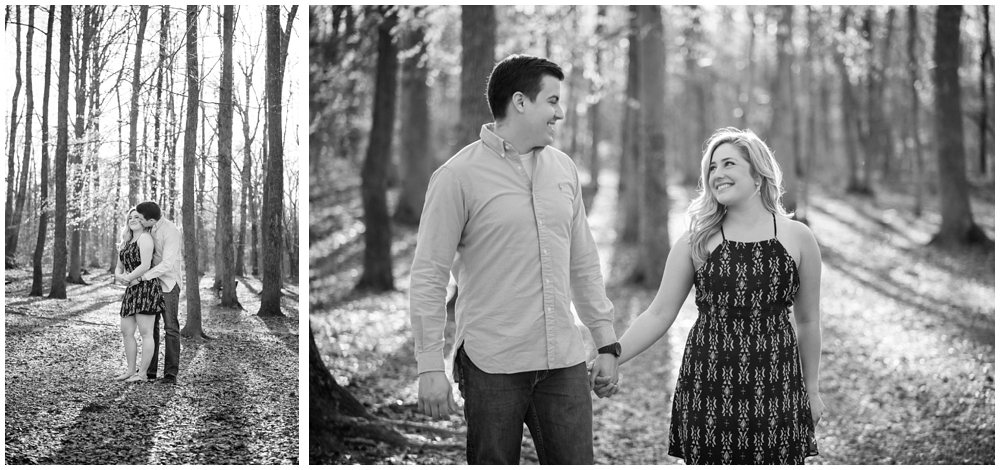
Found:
[617,233,697,366]
[124,233,155,282]
[792,223,823,394]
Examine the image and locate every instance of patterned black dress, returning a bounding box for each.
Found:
[118,239,166,318]
[668,214,818,464]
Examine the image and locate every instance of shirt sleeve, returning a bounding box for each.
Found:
[409,167,467,374]
[567,164,617,348]
[142,226,180,282]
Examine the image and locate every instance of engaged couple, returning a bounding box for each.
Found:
[409,54,825,465]
[113,201,183,385]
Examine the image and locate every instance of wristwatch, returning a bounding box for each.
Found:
[598,342,621,358]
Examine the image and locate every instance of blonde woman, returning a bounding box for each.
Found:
[113,209,165,382]
[601,128,824,464]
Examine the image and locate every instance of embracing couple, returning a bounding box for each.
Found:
[112,201,183,385]
[409,54,825,464]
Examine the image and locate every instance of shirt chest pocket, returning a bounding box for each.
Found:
[539,181,576,227]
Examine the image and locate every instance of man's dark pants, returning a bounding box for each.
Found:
[456,344,594,464]
[148,285,181,378]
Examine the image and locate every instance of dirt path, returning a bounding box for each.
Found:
[311,170,994,464]
[4,270,300,464]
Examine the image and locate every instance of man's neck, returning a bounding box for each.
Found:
[492,120,535,155]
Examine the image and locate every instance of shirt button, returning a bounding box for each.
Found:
[545,278,550,284]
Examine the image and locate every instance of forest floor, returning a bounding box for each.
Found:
[4,268,300,465]
[310,159,994,464]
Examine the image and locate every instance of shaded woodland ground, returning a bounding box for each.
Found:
[309,160,994,464]
[4,270,299,465]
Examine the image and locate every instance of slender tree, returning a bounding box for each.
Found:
[355,7,398,292]
[617,5,640,244]
[634,4,670,288]
[907,5,926,216]
[259,5,291,315]
[216,5,239,307]
[67,6,94,284]
[30,6,55,296]
[394,13,433,226]
[456,6,496,151]
[180,5,206,338]
[6,7,23,263]
[929,6,991,248]
[50,6,72,299]
[9,6,35,262]
[4,6,22,260]
[769,5,799,212]
[980,6,994,175]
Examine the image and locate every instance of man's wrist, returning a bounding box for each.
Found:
[597,342,622,358]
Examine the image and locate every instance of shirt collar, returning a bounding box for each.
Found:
[480,123,535,160]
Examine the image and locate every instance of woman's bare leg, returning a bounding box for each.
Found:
[117,316,137,380]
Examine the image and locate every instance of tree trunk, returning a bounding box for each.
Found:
[152,5,168,202]
[835,8,865,194]
[907,6,926,216]
[180,5,206,339]
[216,5,239,307]
[634,5,670,288]
[356,8,398,292]
[393,17,432,226]
[769,6,799,213]
[586,5,607,194]
[877,8,897,182]
[741,6,758,129]
[617,5,641,244]
[50,5,73,299]
[682,6,707,186]
[800,6,818,225]
[67,6,93,284]
[259,5,292,315]
[309,327,409,457]
[980,6,994,175]
[456,6,496,151]
[929,6,991,248]
[237,75,255,277]
[31,6,55,296]
[9,6,35,262]
[6,6,22,260]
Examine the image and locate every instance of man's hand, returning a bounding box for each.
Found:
[417,371,457,420]
[129,278,140,287]
[589,353,619,398]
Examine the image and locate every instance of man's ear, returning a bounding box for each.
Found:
[512,92,525,113]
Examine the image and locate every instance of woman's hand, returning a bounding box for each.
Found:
[115,273,128,285]
[809,390,825,426]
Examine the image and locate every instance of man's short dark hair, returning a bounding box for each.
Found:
[487,54,565,121]
[135,201,162,221]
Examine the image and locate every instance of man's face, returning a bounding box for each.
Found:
[520,74,564,149]
[138,213,156,228]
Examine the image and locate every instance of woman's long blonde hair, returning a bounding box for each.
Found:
[687,127,792,264]
[119,208,151,251]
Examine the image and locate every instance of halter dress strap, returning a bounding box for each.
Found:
[772,213,777,238]
[721,223,727,242]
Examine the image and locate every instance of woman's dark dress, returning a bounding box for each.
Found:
[118,239,165,318]
[668,215,818,464]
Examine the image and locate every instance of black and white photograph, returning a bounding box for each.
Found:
[4,5,301,464]
[308,5,994,465]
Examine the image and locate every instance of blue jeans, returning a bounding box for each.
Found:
[148,285,180,378]
[456,344,594,464]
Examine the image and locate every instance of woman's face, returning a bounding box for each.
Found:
[127,210,144,231]
[708,143,758,206]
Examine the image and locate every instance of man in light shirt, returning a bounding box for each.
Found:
[134,201,183,385]
[409,54,620,464]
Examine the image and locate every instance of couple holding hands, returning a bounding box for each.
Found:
[409,54,824,465]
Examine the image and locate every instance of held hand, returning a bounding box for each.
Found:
[809,390,826,426]
[129,278,140,287]
[417,371,458,420]
[114,274,128,285]
[589,353,620,398]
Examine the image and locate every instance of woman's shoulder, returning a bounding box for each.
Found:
[137,231,155,244]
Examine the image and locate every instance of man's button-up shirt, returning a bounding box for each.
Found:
[409,124,616,375]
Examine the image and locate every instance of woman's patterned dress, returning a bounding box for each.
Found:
[668,214,818,464]
[118,239,166,318]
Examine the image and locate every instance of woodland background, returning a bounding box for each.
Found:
[4,6,301,464]
[309,5,994,465]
